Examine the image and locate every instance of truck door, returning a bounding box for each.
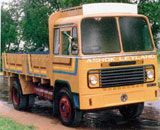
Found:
[52,26,79,78]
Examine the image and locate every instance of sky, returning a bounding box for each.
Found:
[1,0,12,4]
[1,0,12,3]
[0,0,12,8]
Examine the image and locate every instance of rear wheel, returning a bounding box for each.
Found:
[27,95,35,109]
[119,103,144,120]
[11,81,28,110]
[58,88,82,127]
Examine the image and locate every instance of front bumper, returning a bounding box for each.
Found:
[79,85,159,110]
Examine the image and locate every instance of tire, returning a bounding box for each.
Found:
[119,102,144,120]
[58,88,82,127]
[27,95,35,109]
[53,95,59,117]
[11,80,28,110]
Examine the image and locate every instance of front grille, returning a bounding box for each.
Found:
[100,66,146,88]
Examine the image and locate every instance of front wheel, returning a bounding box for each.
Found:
[119,102,144,120]
[58,88,82,127]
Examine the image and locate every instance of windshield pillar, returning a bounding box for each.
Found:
[116,17,124,53]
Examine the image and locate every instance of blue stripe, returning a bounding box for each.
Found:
[26,55,32,75]
[33,73,46,77]
[5,69,22,74]
[11,70,15,72]
[53,58,78,76]
[17,71,22,73]
[41,74,47,77]
[34,73,39,76]
[4,61,8,71]
[11,70,22,73]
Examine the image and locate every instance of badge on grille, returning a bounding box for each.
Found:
[121,94,128,102]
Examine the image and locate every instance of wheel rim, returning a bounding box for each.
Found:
[12,87,19,105]
[59,96,71,120]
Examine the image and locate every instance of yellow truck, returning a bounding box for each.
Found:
[2,3,159,127]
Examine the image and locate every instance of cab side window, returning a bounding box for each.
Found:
[62,31,71,55]
[53,28,60,54]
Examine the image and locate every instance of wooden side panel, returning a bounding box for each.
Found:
[3,53,25,74]
[29,54,49,78]
[3,53,50,79]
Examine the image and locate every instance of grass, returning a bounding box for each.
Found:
[0,116,36,130]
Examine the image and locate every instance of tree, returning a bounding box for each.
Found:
[1,6,18,53]
[20,0,58,52]
[138,0,160,45]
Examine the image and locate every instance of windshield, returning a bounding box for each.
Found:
[81,17,121,54]
[119,17,153,52]
[81,17,153,54]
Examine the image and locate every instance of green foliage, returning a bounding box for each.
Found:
[21,0,57,51]
[1,7,18,53]
[0,116,36,130]
[138,1,160,45]
[1,0,160,52]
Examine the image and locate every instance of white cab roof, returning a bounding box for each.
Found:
[82,3,138,15]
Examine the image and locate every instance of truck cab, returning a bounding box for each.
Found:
[48,3,158,125]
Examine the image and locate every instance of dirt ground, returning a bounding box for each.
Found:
[0,101,84,130]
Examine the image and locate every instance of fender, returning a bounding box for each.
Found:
[54,80,80,109]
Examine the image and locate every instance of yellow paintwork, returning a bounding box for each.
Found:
[28,55,33,73]
[2,5,159,110]
[53,58,76,72]
[19,75,35,95]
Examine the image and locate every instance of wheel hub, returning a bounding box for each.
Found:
[59,96,71,120]
[12,87,19,105]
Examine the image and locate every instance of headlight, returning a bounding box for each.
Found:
[147,71,153,79]
[90,76,98,85]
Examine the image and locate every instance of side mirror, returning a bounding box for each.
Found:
[71,38,78,54]
[72,43,78,51]
[71,37,78,42]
